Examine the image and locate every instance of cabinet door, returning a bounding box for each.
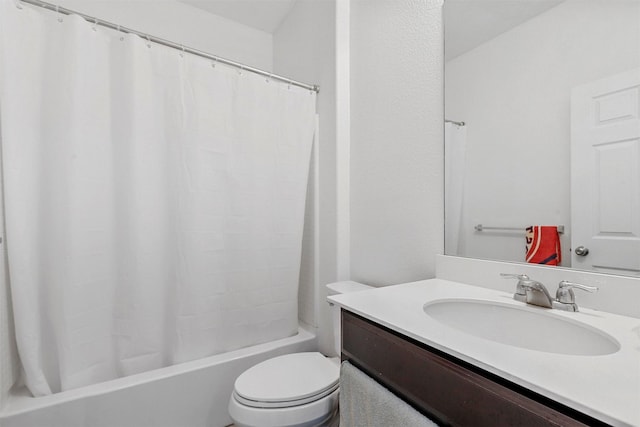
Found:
[341,310,603,427]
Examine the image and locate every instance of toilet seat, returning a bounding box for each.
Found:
[233,352,339,409]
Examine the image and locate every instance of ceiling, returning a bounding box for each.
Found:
[178,0,297,33]
[444,0,565,61]
[178,0,564,59]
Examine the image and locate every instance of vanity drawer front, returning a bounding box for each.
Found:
[341,310,597,427]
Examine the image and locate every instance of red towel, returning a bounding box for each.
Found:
[525,226,561,265]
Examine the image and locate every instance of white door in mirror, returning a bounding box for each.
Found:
[571,68,640,275]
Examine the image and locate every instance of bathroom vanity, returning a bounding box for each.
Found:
[328,279,640,427]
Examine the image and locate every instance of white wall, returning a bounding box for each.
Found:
[275,0,446,353]
[273,0,338,355]
[446,0,640,264]
[0,0,275,407]
[50,0,273,70]
[349,0,444,286]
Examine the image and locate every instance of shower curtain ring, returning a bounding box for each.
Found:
[56,4,63,22]
[146,35,152,48]
[180,45,185,57]
[15,0,23,10]
[117,25,124,41]
[211,56,218,68]
[92,18,98,31]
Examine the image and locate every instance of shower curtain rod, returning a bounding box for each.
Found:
[445,119,465,126]
[17,0,320,93]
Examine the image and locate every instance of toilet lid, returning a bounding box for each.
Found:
[233,352,339,408]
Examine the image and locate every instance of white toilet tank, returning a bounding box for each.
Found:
[326,281,372,355]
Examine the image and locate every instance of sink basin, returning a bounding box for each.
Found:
[423,299,620,356]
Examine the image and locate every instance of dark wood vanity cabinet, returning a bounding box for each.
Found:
[341,310,608,427]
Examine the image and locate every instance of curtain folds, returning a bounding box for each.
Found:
[0,2,316,396]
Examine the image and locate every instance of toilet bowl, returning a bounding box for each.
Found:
[228,281,372,427]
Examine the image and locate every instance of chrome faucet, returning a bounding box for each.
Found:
[501,273,552,306]
[501,274,598,311]
[519,278,554,308]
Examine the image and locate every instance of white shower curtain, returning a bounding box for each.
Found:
[0,3,316,396]
[444,122,467,255]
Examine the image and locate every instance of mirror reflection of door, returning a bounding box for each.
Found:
[571,68,640,275]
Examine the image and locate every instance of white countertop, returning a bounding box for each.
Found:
[328,279,640,427]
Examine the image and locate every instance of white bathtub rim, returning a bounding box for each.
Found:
[1,324,317,418]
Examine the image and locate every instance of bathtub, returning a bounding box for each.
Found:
[0,325,317,427]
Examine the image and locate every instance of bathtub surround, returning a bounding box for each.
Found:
[0,1,316,396]
[0,327,315,427]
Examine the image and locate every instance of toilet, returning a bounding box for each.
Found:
[228,281,372,427]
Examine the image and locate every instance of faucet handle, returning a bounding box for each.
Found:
[556,280,598,304]
[501,273,530,301]
[500,273,530,281]
[500,273,529,288]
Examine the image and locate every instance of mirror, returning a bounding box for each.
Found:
[444,0,640,275]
